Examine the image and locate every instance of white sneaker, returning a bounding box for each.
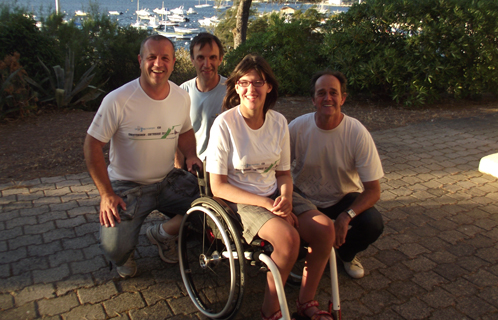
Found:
[343,256,364,279]
[117,252,137,278]
[147,224,179,263]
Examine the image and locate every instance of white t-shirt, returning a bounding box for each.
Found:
[87,79,192,185]
[206,107,291,197]
[180,76,227,159]
[289,113,383,207]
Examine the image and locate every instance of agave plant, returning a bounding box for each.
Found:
[28,49,106,108]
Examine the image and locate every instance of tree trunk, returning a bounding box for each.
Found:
[234,0,252,48]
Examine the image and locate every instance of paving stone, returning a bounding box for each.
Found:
[37,292,79,316]
[14,283,55,306]
[33,196,61,207]
[33,264,70,284]
[67,205,96,217]
[19,205,49,217]
[49,201,80,212]
[41,176,66,183]
[37,211,68,224]
[62,303,106,320]
[62,233,96,250]
[70,184,97,193]
[455,295,497,319]
[391,297,433,320]
[411,271,448,291]
[360,290,400,314]
[129,300,173,320]
[441,277,479,297]
[70,255,106,274]
[0,247,27,264]
[1,301,37,320]
[2,201,33,211]
[396,243,430,258]
[8,233,42,250]
[55,215,87,229]
[0,272,33,293]
[55,180,82,189]
[55,274,94,296]
[103,292,146,315]
[11,256,49,276]
[479,286,498,309]
[433,263,469,281]
[0,292,14,309]
[48,249,84,268]
[168,295,201,317]
[24,220,56,235]
[44,187,72,197]
[78,281,118,304]
[75,222,99,237]
[141,282,183,306]
[28,240,62,257]
[464,269,498,287]
[2,187,30,196]
[43,228,76,243]
[17,191,45,201]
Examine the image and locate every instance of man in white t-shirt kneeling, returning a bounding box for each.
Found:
[84,35,202,278]
[289,70,384,279]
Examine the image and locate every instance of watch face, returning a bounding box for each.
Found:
[347,209,356,218]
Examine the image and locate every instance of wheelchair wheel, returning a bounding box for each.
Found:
[179,197,245,320]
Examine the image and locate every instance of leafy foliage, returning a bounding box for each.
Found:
[0,4,58,80]
[0,53,38,119]
[170,47,197,86]
[221,9,326,96]
[322,0,498,106]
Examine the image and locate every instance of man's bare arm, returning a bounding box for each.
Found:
[83,134,126,227]
[334,180,381,248]
[177,129,202,172]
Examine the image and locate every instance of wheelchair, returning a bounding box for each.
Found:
[178,165,341,320]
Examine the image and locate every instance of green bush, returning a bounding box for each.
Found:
[221,9,326,96]
[171,47,197,86]
[0,4,58,81]
[0,52,38,119]
[321,0,498,106]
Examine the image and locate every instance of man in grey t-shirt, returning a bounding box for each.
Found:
[176,33,227,166]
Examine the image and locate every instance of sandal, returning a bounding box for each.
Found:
[261,309,282,320]
[294,300,333,320]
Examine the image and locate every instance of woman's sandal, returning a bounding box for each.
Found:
[261,309,282,320]
[294,300,333,320]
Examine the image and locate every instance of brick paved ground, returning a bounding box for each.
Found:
[1,113,497,320]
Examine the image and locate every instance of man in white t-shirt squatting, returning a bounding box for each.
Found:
[84,35,202,278]
[289,70,384,279]
[175,32,226,166]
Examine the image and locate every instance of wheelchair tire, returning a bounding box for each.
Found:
[179,197,246,320]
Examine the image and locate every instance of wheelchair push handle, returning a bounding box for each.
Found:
[192,164,203,179]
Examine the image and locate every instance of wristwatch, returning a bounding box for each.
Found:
[346,209,356,219]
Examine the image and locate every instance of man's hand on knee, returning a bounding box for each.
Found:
[100,193,126,227]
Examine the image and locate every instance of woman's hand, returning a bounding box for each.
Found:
[271,195,292,217]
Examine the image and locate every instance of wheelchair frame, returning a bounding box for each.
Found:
[178,166,341,320]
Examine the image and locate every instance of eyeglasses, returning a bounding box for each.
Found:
[236,80,266,87]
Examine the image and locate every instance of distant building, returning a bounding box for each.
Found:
[327,0,342,5]
[280,6,296,15]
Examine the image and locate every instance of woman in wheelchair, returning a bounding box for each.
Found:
[205,54,335,320]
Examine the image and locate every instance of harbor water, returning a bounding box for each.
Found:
[4,0,349,47]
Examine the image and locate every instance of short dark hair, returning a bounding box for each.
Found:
[140,35,175,58]
[310,70,347,97]
[222,54,278,115]
[189,32,224,58]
